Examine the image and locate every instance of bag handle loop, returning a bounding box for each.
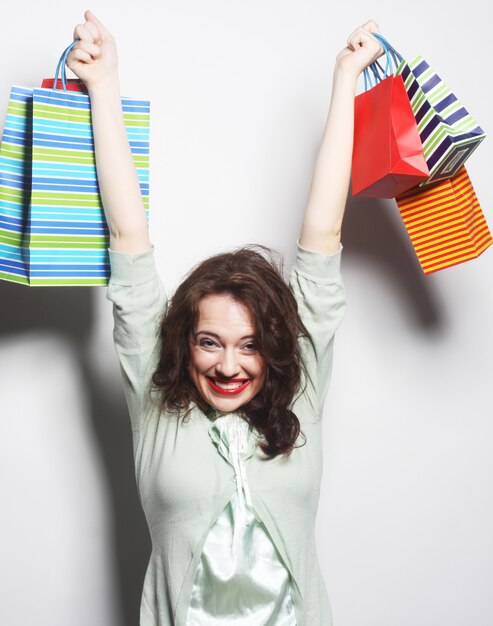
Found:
[363,34,403,91]
[53,40,78,91]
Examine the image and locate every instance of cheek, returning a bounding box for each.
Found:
[188,347,213,375]
[253,356,267,381]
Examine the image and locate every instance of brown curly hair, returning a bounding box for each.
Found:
[151,245,311,457]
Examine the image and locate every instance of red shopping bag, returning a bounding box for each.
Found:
[41,78,87,92]
[352,74,429,198]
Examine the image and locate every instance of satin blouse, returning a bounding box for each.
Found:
[186,413,297,625]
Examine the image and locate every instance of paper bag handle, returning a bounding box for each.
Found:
[363,34,403,91]
[53,40,78,91]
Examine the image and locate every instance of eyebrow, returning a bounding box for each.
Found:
[194,331,255,341]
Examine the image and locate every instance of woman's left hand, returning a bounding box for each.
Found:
[335,20,384,79]
[299,19,386,255]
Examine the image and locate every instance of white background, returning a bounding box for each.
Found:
[1,1,492,625]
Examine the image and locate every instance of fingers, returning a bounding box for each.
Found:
[346,19,382,50]
[73,22,99,45]
[66,11,117,84]
[73,10,112,45]
[346,28,384,64]
[84,10,112,38]
[362,19,380,33]
[347,29,380,53]
[70,47,94,65]
[67,35,101,71]
[75,38,101,59]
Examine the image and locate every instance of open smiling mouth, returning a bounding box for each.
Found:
[206,377,251,396]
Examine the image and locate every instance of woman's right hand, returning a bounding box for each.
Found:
[66,10,150,253]
[66,10,118,91]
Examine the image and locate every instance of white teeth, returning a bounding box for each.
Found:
[214,380,247,390]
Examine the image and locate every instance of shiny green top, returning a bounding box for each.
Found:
[107,243,345,626]
[186,413,296,625]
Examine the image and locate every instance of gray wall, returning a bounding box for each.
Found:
[1,1,492,624]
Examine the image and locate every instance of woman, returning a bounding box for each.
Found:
[67,11,383,625]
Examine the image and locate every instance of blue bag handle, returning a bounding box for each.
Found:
[374,34,403,70]
[363,35,390,91]
[363,33,403,91]
[52,40,78,91]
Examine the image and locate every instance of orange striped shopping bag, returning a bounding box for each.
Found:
[396,167,492,274]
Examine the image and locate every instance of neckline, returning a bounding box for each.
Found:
[206,407,246,421]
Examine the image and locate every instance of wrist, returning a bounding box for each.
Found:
[333,60,359,85]
[332,63,358,96]
[87,74,121,99]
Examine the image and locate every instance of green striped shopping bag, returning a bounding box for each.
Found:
[0,42,150,286]
[395,55,485,186]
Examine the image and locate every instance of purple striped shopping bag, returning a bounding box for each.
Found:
[395,56,485,186]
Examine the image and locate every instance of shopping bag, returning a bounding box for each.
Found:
[0,42,150,286]
[396,166,492,274]
[352,36,429,198]
[395,56,485,186]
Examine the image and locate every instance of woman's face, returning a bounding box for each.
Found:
[188,293,266,413]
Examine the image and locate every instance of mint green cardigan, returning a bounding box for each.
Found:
[106,243,346,626]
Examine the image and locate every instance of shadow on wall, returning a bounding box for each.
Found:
[0,193,443,623]
[342,194,444,333]
[0,284,149,626]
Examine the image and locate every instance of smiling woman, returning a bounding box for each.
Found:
[188,293,266,411]
[66,8,384,625]
[151,245,310,456]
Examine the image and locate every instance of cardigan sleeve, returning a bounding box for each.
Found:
[106,246,167,434]
[289,242,346,419]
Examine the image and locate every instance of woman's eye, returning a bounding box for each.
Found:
[199,338,217,348]
[243,342,257,351]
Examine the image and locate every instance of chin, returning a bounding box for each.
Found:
[208,396,246,413]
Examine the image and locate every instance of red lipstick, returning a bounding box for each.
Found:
[206,377,251,396]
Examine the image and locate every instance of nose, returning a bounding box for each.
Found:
[216,347,240,378]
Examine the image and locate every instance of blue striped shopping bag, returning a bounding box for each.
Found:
[0,42,150,286]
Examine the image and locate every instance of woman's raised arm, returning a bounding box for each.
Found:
[66,10,151,254]
[299,21,383,256]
